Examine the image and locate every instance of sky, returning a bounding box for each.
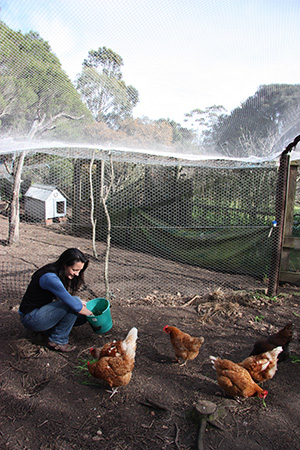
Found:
[1,0,300,126]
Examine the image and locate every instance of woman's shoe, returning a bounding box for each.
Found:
[48,340,76,352]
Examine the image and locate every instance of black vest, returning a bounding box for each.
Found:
[19,266,58,314]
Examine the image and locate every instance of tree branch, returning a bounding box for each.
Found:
[0,97,17,117]
[27,112,85,140]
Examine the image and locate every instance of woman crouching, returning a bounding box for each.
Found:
[19,248,93,352]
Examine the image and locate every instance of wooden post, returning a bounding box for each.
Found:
[267,134,300,295]
[267,152,290,296]
[279,163,298,276]
[285,163,298,236]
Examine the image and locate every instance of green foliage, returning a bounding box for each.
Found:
[204,84,300,157]
[73,358,93,375]
[191,166,277,227]
[21,154,74,199]
[290,355,300,364]
[255,315,264,322]
[76,46,139,128]
[73,358,100,385]
[156,118,195,145]
[80,116,188,148]
[251,291,279,303]
[119,117,174,146]
[83,46,124,78]
[184,105,227,144]
[0,20,92,140]
[47,157,74,197]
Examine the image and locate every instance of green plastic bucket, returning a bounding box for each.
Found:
[86,298,113,334]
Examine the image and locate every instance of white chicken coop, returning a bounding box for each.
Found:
[24,184,67,224]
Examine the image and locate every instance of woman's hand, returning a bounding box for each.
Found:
[79,304,93,316]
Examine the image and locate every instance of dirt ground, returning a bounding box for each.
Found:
[0,215,299,450]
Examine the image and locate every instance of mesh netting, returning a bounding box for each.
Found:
[1,2,300,299]
[0,147,280,300]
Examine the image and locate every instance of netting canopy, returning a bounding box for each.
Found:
[1,0,300,159]
[1,1,300,300]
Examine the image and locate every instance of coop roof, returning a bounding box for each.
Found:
[25,184,65,201]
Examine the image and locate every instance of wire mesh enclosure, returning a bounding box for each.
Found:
[1,3,300,302]
[0,147,279,301]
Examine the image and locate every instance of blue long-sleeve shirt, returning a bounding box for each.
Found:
[39,273,82,312]
[19,268,83,314]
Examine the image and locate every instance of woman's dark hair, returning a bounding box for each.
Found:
[39,248,89,294]
[56,248,89,294]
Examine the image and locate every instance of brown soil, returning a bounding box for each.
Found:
[0,215,300,450]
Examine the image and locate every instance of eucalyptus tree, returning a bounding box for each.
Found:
[203,84,300,157]
[184,105,226,144]
[76,46,139,128]
[156,118,195,147]
[0,21,92,244]
[0,22,92,140]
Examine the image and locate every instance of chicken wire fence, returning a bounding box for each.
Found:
[0,147,281,302]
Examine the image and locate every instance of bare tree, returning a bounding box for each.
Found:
[27,113,84,140]
[8,151,26,245]
[89,151,98,258]
[7,112,85,246]
[100,154,114,299]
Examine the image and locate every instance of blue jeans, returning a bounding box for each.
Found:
[19,298,87,345]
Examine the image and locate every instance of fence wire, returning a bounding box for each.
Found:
[0,148,280,302]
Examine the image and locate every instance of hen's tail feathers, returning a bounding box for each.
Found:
[270,346,283,358]
[124,326,138,346]
[122,327,138,357]
[209,355,218,369]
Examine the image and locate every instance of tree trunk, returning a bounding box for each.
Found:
[89,152,98,258]
[72,159,83,232]
[8,151,26,245]
[100,160,110,299]
[100,156,114,300]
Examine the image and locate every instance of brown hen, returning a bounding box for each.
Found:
[250,322,293,362]
[238,346,282,383]
[163,325,204,366]
[90,339,125,360]
[210,356,268,399]
[88,327,138,396]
